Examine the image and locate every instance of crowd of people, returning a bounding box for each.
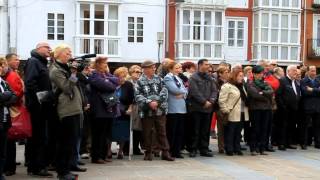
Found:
[0,41,319,180]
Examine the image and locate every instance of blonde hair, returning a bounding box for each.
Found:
[243,66,252,75]
[0,57,6,66]
[129,65,141,75]
[53,44,71,59]
[114,67,129,78]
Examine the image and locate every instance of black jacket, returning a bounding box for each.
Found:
[300,76,320,113]
[0,80,18,130]
[276,76,301,111]
[247,81,273,110]
[24,50,52,108]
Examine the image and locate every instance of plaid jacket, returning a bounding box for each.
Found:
[134,74,168,118]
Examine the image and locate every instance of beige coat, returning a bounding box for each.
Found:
[218,83,248,122]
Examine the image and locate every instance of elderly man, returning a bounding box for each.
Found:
[188,59,218,157]
[135,60,174,161]
[24,42,54,177]
[276,65,301,151]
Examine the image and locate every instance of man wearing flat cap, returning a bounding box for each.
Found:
[135,60,174,161]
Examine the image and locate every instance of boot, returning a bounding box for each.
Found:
[143,152,153,161]
[161,151,175,161]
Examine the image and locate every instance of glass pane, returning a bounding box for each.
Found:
[128,24,134,29]
[214,27,222,41]
[272,0,279,6]
[215,12,222,25]
[183,10,190,24]
[238,29,244,39]
[291,47,298,60]
[291,15,298,28]
[80,20,90,35]
[108,5,118,20]
[128,37,134,42]
[281,30,288,42]
[137,37,143,42]
[282,0,289,7]
[58,14,64,20]
[48,13,54,19]
[128,30,134,36]
[80,4,90,18]
[95,4,104,19]
[262,13,269,27]
[271,46,278,59]
[137,17,143,23]
[58,21,64,26]
[228,28,234,38]
[281,47,288,60]
[57,34,64,40]
[281,15,288,28]
[238,21,244,28]
[48,27,54,33]
[254,28,259,42]
[183,26,190,40]
[263,0,269,6]
[48,20,54,26]
[215,45,222,58]
[194,11,201,25]
[47,34,54,40]
[137,30,143,36]
[271,29,278,42]
[204,44,211,57]
[292,0,299,7]
[228,40,234,46]
[94,39,104,54]
[229,21,235,28]
[57,28,64,33]
[182,44,190,57]
[237,40,244,47]
[261,46,268,59]
[108,40,118,55]
[94,21,104,35]
[137,24,143,30]
[272,14,279,27]
[205,12,211,25]
[253,46,258,59]
[80,39,90,54]
[262,29,268,41]
[291,30,298,43]
[108,21,118,36]
[204,27,211,40]
[254,14,259,28]
[128,17,134,23]
[193,26,201,40]
[194,44,200,57]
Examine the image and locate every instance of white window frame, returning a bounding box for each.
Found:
[127,17,144,43]
[227,19,245,48]
[253,0,301,9]
[47,13,64,41]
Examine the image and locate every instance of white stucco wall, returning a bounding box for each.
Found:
[0,0,8,56]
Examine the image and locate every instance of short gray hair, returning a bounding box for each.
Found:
[286,65,297,74]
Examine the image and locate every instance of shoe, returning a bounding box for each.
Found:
[278,145,286,151]
[240,147,247,151]
[161,151,175,161]
[226,152,233,156]
[78,161,85,166]
[235,151,243,156]
[58,173,78,180]
[286,145,297,149]
[153,152,160,157]
[200,151,214,157]
[189,151,196,158]
[218,149,225,154]
[117,152,124,159]
[5,171,15,176]
[144,152,153,161]
[15,162,21,166]
[91,159,106,164]
[28,169,53,178]
[301,145,307,150]
[260,152,268,155]
[80,153,90,159]
[207,149,213,153]
[251,152,258,156]
[175,154,184,159]
[70,166,87,172]
[265,147,275,152]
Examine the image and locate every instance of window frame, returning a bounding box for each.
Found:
[47,13,65,41]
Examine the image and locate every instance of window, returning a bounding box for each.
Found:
[227,20,244,47]
[128,17,144,43]
[261,13,269,42]
[214,12,222,41]
[47,13,64,40]
[78,3,120,55]
[255,0,299,8]
[271,14,279,42]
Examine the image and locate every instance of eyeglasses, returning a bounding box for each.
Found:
[134,71,142,74]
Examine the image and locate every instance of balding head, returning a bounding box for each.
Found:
[35,41,51,58]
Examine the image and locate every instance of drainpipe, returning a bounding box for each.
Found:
[303,0,307,65]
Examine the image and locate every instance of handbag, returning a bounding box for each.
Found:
[99,92,119,109]
[8,105,32,140]
[219,96,241,125]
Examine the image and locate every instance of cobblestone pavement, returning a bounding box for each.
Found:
[6,140,320,180]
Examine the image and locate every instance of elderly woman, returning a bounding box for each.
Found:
[49,44,84,179]
[164,61,188,158]
[111,67,134,159]
[219,69,245,156]
[0,58,17,180]
[182,62,196,79]
[88,57,119,164]
[128,65,144,155]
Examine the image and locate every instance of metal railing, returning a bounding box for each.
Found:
[307,39,320,58]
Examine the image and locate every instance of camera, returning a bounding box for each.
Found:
[68,54,96,72]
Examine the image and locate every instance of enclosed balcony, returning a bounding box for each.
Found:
[176,0,227,8]
[313,0,320,8]
[307,39,320,59]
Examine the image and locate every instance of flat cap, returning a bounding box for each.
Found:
[252,65,264,74]
[141,60,156,68]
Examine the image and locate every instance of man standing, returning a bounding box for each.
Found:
[3,53,24,177]
[276,65,301,150]
[300,66,320,149]
[24,42,53,177]
[135,60,174,161]
[188,59,217,157]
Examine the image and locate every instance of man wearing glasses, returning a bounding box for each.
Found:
[24,42,54,178]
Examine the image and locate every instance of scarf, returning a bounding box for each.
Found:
[253,79,271,91]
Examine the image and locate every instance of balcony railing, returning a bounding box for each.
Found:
[177,0,227,6]
[307,39,320,59]
[313,0,320,8]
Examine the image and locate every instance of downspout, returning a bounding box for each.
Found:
[6,0,10,53]
[165,0,168,58]
[303,0,307,65]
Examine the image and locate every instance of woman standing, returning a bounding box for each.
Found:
[0,58,17,180]
[247,65,273,156]
[219,69,245,156]
[88,57,119,164]
[164,62,188,158]
[112,67,134,159]
[49,44,85,179]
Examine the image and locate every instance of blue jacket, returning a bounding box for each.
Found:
[164,73,188,114]
[300,76,320,113]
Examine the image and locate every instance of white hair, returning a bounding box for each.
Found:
[286,65,297,74]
